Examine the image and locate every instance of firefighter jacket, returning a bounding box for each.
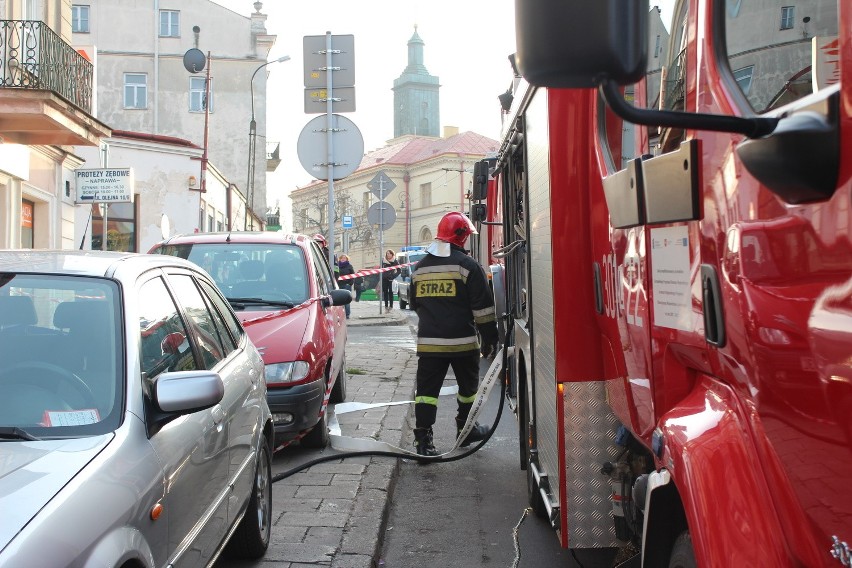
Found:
[410,245,498,357]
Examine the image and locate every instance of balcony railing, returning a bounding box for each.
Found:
[0,20,93,112]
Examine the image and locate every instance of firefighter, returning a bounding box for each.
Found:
[410,211,499,462]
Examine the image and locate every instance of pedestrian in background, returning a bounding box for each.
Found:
[380,248,400,310]
[353,269,365,302]
[337,254,355,319]
[409,212,499,462]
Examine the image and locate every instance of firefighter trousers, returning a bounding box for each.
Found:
[414,353,480,429]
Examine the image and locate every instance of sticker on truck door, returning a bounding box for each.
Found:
[650,226,692,331]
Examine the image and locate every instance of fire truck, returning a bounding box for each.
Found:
[471,0,851,566]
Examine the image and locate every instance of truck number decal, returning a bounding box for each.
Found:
[602,251,645,328]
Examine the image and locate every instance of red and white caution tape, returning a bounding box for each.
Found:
[337,262,416,281]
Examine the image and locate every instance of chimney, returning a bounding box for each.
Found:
[443,126,459,138]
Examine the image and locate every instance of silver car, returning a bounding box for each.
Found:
[0,251,274,567]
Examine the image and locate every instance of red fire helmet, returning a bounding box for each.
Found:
[313,233,327,247]
[435,211,478,247]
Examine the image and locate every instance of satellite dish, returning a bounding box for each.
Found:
[161,214,171,239]
[183,48,206,73]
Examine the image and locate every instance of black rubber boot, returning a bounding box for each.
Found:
[413,427,438,464]
[456,421,490,447]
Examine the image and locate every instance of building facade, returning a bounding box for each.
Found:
[0,0,110,249]
[393,26,440,138]
[290,128,498,272]
[71,0,279,247]
[74,130,252,253]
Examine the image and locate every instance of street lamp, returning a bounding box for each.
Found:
[245,54,290,230]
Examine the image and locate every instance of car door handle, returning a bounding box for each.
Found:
[211,404,225,426]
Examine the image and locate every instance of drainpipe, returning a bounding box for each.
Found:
[153,0,159,132]
[226,183,233,229]
[403,172,411,248]
[459,155,465,209]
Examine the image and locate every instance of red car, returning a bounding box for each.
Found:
[149,232,350,450]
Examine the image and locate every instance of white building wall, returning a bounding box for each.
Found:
[73,0,275,218]
[74,136,221,252]
[291,153,482,272]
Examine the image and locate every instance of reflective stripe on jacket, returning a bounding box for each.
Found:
[410,245,497,357]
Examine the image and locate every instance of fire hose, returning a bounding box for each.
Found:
[270,314,514,483]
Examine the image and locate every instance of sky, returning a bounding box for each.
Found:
[211,0,518,229]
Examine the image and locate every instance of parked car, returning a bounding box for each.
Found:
[149,232,351,449]
[0,250,273,567]
[394,247,427,310]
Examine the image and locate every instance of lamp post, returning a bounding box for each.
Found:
[245,54,290,230]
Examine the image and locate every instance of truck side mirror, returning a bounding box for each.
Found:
[515,0,648,88]
[471,203,487,223]
[472,160,489,201]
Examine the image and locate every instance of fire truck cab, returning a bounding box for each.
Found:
[476,0,851,566]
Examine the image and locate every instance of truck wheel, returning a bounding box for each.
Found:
[518,387,528,471]
[668,531,697,568]
[526,417,547,518]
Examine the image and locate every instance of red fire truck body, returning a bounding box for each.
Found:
[474,1,851,565]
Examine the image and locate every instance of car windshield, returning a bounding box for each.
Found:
[0,274,122,438]
[158,243,310,307]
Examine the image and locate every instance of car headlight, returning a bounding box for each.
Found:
[265,361,310,385]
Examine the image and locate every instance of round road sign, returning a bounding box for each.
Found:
[297,114,364,181]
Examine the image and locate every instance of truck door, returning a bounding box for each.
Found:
[717,0,851,560]
[593,0,705,440]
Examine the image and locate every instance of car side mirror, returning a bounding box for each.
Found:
[515,0,648,88]
[327,288,352,308]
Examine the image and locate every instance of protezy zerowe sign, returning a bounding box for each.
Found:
[75,168,135,203]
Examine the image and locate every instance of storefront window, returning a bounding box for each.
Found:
[21,199,34,249]
[92,200,137,252]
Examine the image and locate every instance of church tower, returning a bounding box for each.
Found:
[392,26,440,138]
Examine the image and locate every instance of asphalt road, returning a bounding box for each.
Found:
[370,313,616,568]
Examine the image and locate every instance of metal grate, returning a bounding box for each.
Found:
[0,20,94,112]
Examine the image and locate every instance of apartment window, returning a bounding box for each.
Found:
[654,35,661,58]
[189,76,213,112]
[419,182,432,208]
[72,5,89,32]
[780,6,795,30]
[124,74,147,109]
[733,66,754,95]
[159,10,180,37]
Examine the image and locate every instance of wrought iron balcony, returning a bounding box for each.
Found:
[0,20,93,111]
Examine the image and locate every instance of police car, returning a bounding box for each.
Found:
[393,246,427,310]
